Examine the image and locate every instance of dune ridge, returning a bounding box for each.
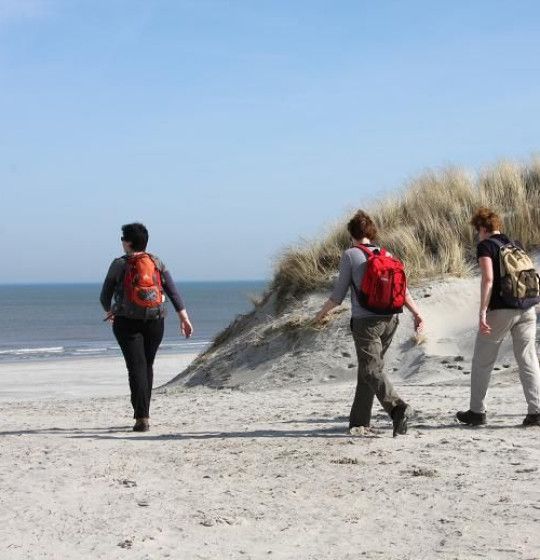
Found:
[166,158,540,391]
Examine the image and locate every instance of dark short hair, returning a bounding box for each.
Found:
[470,208,503,233]
[121,223,149,251]
[347,210,378,241]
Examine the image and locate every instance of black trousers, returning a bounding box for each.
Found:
[113,316,164,419]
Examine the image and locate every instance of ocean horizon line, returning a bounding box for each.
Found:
[0,278,269,287]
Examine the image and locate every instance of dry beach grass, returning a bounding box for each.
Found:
[272,159,540,303]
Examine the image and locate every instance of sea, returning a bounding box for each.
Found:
[0,281,267,364]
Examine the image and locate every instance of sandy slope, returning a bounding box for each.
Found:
[1,376,539,560]
[168,275,531,391]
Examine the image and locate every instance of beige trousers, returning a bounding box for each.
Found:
[470,308,540,414]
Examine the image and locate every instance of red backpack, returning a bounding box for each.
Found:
[122,253,165,318]
[354,245,407,314]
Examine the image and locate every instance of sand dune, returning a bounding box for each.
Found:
[166,275,529,391]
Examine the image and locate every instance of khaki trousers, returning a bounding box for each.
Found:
[350,315,405,428]
[470,308,540,414]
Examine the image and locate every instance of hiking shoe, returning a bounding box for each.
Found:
[456,410,486,426]
[133,418,150,432]
[523,413,540,427]
[391,404,411,437]
[349,426,372,436]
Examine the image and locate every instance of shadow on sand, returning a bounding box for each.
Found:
[0,415,524,440]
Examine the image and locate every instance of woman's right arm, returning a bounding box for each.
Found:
[100,259,123,321]
[100,262,118,314]
[314,252,351,323]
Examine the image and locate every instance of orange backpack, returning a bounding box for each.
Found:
[122,253,165,318]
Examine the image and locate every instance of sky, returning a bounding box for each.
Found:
[2,0,540,283]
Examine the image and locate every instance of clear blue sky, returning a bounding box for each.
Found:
[2,0,540,283]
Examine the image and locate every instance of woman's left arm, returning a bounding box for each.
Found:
[403,290,425,333]
[161,269,193,338]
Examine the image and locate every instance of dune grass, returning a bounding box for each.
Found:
[272,159,540,304]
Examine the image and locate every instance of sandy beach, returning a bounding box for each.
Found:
[1,275,539,559]
[0,353,197,402]
[1,373,539,560]
[5,2,540,558]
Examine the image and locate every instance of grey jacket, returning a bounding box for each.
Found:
[330,245,394,319]
[100,254,185,317]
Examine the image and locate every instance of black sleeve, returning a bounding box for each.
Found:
[100,259,124,312]
[476,241,493,261]
[161,269,185,312]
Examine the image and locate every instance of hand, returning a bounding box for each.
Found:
[313,299,338,326]
[413,313,425,334]
[178,310,193,338]
[181,319,193,338]
[313,310,327,325]
[104,311,115,323]
[479,313,491,335]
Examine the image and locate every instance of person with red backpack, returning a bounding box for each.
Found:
[100,223,193,432]
[456,208,540,427]
[314,210,424,437]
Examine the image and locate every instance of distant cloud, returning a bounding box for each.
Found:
[0,0,49,23]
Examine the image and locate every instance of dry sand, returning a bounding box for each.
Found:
[1,376,539,560]
[2,270,540,559]
[0,353,197,402]
[168,276,528,391]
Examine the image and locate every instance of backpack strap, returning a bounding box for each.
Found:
[147,253,164,272]
[486,237,507,250]
[354,244,372,257]
[351,245,382,303]
[353,244,382,257]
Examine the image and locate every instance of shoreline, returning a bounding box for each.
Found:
[0,352,197,403]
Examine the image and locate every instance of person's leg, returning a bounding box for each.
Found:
[113,318,148,419]
[350,316,403,426]
[379,315,410,436]
[469,310,514,413]
[349,374,375,428]
[141,318,165,418]
[510,309,540,415]
[381,315,399,359]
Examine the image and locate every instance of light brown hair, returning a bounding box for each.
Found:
[470,207,503,233]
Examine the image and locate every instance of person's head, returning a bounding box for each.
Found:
[121,223,149,253]
[470,208,503,241]
[347,210,378,243]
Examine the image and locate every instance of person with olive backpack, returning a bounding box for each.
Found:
[457,208,540,427]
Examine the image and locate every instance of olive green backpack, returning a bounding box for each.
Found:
[489,238,540,309]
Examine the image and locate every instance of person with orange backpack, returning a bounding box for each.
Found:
[100,223,193,432]
[314,210,424,437]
